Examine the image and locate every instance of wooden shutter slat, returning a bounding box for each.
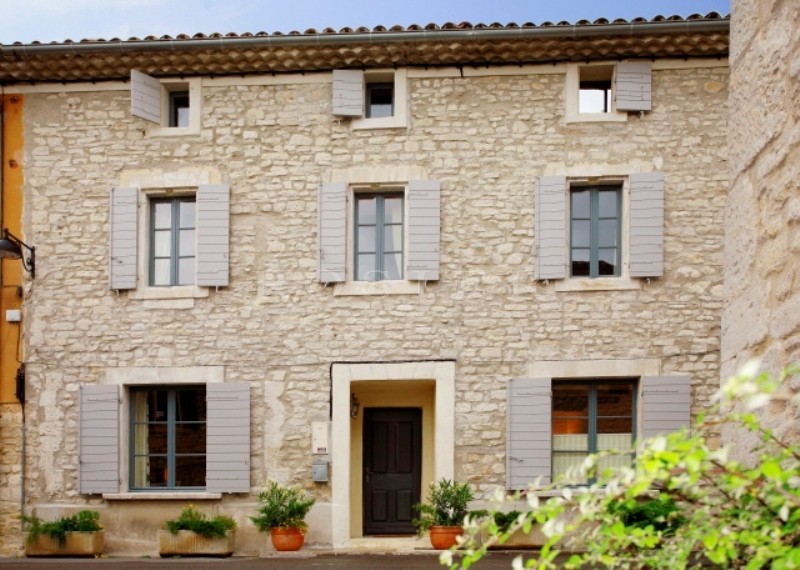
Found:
[196,184,230,287]
[630,172,665,278]
[206,383,250,493]
[130,69,162,123]
[332,70,364,117]
[641,375,690,439]
[109,187,138,290]
[507,377,551,490]
[79,385,119,494]
[406,179,441,281]
[318,182,347,283]
[535,176,567,280]
[615,61,652,112]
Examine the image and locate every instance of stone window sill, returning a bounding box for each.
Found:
[565,112,628,124]
[351,116,408,130]
[554,276,641,292]
[147,126,202,138]
[129,286,209,301]
[333,280,421,296]
[103,492,222,500]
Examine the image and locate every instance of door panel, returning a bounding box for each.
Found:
[363,408,422,535]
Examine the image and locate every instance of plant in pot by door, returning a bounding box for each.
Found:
[251,480,316,552]
[413,478,476,550]
[21,509,104,557]
[158,504,237,557]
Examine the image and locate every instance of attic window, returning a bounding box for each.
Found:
[168,90,190,128]
[579,65,614,114]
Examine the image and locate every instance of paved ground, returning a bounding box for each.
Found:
[0,552,537,570]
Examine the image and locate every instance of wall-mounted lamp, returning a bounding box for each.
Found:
[0,229,35,279]
[350,393,360,419]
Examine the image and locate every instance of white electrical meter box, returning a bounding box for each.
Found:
[311,421,329,455]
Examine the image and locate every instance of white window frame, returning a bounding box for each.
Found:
[351,69,408,131]
[565,63,627,124]
[148,77,202,137]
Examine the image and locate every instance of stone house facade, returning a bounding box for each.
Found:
[0,14,730,555]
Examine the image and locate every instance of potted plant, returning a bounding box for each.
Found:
[413,478,476,550]
[21,509,104,557]
[250,480,316,551]
[158,504,237,557]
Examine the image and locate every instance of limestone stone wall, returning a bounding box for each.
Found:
[724,0,800,446]
[9,62,728,553]
[0,404,22,555]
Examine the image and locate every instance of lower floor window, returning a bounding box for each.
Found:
[131,385,206,489]
[552,380,635,482]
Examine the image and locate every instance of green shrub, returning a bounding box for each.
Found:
[492,510,523,533]
[21,510,103,546]
[608,497,685,535]
[164,505,236,538]
[413,478,476,534]
[250,480,316,531]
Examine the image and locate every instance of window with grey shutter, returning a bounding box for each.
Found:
[79,385,120,494]
[109,187,138,290]
[318,182,347,283]
[507,377,552,490]
[615,61,652,112]
[130,69,162,124]
[206,383,250,493]
[332,70,364,117]
[406,179,441,281]
[196,184,230,287]
[640,375,691,439]
[629,172,665,278]
[535,176,567,280]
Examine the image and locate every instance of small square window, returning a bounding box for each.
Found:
[570,186,621,278]
[355,192,404,281]
[169,91,190,128]
[579,65,614,114]
[131,385,206,490]
[150,196,196,286]
[366,82,394,118]
[552,380,635,483]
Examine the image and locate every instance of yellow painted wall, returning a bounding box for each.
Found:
[1,94,24,404]
[348,380,435,538]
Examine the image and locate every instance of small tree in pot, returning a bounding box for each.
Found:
[413,478,476,550]
[251,480,316,551]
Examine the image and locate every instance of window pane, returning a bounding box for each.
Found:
[154,230,171,258]
[571,190,590,219]
[597,384,634,417]
[179,201,195,228]
[357,226,376,253]
[176,107,190,128]
[598,419,633,439]
[579,88,609,113]
[597,453,634,475]
[553,434,588,452]
[175,423,206,454]
[384,225,402,252]
[598,219,619,248]
[383,196,403,223]
[367,84,393,118]
[571,249,590,277]
[153,259,171,286]
[553,385,589,414]
[597,190,618,218]
[598,248,618,276]
[553,452,588,481]
[176,389,206,421]
[357,254,376,281]
[571,220,591,248]
[179,229,195,257]
[175,456,206,487]
[134,423,167,454]
[178,258,195,286]
[383,253,402,281]
[135,455,168,488]
[357,197,377,224]
[154,202,172,229]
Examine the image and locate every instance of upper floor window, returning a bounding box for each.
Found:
[565,62,652,123]
[131,385,207,490]
[168,91,190,128]
[150,197,196,287]
[130,70,202,136]
[579,65,613,114]
[570,186,621,278]
[332,69,408,130]
[366,82,394,118]
[355,192,404,281]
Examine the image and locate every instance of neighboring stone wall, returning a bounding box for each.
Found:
[8,62,728,553]
[0,404,22,555]
[723,0,800,446]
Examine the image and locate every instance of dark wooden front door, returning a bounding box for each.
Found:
[363,407,422,535]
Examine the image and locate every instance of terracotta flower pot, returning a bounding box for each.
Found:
[270,527,305,551]
[24,531,105,557]
[429,525,463,550]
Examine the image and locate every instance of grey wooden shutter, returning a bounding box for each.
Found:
[615,61,652,112]
[317,182,347,283]
[406,179,441,281]
[507,377,552,490]
[332,70,364,117]
[640,375,691,439]
[109,187,138,290]
[629,172,664,278]
[130,69,162,123]
[206,382,251,493]
[196,184,230,287]
[535,176,567,280]
[79,385,120,494]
